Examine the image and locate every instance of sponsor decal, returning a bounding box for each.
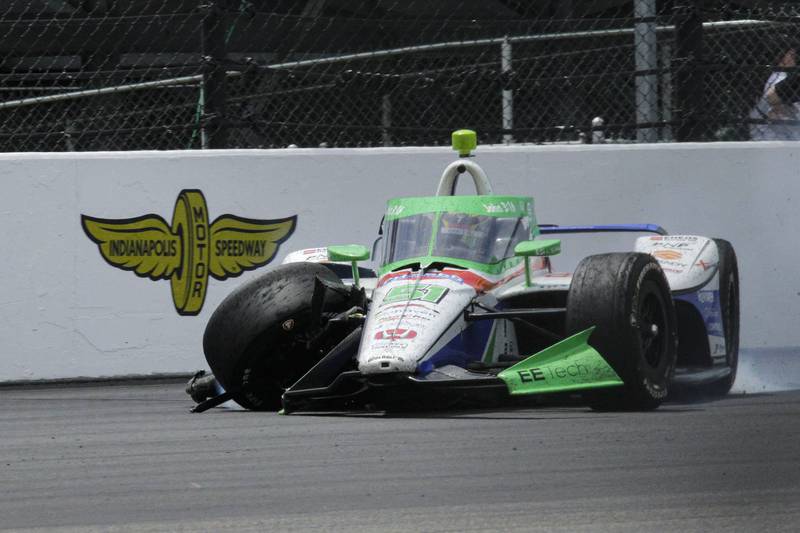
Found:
[517,362,617,383]
[654,260,688,273]
[697,291,715,304]
[652,249,684,261]
[374,328,418,341]
[367,354,405,363]
[695,260,717,271]
[82,189,296,316]
[387,205,405,217]
[377,302,440,314]
[517,362,603,382]
[380,267,512,293]
[381,272,465,286]
[383,284,449,304]
[651,235,698,242]
[517,368,546,382]
[375,306,439,323]
[483,201,524,214]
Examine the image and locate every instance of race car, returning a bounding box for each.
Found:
[188,130,739,414]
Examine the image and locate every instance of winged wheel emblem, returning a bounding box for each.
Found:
[82,189,296,315]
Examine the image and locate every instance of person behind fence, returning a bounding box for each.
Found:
[750,46,800,141]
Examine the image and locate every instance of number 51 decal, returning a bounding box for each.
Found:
[383,284,449,304]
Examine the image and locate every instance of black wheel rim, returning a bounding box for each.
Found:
[238,325,320,408]
[640,291,667,369]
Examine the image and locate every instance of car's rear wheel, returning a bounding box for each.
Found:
[203,262,350,410]
[705,239,740,395]
[566,252,678,410]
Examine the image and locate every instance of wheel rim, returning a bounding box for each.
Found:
[640,291,667,369]
[238,325,319,408]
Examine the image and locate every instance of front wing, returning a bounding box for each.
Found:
[281,328,623,413]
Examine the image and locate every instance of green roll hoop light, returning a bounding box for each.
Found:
[451,129,477,157]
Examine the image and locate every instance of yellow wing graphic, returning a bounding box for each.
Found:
[81,215,181,281]
[209,215,297,279]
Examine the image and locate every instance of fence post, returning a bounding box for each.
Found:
[382,94,392,147]
[501,36,514,144]
[661,43,673,141]
[201,1,228,149]
[674,0,705,142]
[634,0,658,142]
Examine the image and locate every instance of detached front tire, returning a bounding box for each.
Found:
[566,253,678,410]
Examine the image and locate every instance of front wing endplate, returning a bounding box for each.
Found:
[498,327,623,396]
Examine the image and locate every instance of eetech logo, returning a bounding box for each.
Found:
[81,189,296,316]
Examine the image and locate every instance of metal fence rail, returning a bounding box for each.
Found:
[1,1,799,151]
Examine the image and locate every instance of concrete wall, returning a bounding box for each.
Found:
[1,142,798,381]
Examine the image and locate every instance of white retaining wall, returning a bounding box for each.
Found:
[1,142,798,381]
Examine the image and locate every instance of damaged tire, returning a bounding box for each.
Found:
[203,262,350,410]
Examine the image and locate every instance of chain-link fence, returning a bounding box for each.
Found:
[1,1,798,151]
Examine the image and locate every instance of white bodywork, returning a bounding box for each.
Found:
[359,273,476,374]
[635,235,719,292]
[637,235,726,361]
[282,247,331,264]
[282,246,378,294]
[435,160,493,196]
[284,236,725,376]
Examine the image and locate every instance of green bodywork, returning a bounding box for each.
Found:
[498,328,623,396]
[328,244,370,287]
[514,239,561,287]
[379,195,540,277]
[514,239,561,257]
[327,244,370,262]
[384,195,535,221]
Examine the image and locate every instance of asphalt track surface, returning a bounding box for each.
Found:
[2,376,800,533]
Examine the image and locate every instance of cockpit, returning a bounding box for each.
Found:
[380,196,535,272]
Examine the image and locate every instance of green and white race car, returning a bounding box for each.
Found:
[188,130,739,414]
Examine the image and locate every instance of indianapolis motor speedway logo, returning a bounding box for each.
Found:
[81,189,296,316]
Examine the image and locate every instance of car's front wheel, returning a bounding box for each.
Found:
[566,252,678,410]
[203,262,351,410]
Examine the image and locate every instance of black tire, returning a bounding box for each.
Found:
[203,262,349,410]
[566,253,678,410]
[705,239,740,395]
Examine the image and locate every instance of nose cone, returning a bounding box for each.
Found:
[358,273,475,375]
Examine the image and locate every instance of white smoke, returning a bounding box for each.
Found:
[732,348,800,394]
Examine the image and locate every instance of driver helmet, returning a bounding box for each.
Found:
[440,214,491,253]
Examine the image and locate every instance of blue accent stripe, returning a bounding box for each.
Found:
[675,290,724,337]
[539,224,667,235]
[424,319,493,370]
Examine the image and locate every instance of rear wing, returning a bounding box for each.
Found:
[539,224,667,236]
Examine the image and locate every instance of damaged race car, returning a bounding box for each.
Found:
[187,130,739,414]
